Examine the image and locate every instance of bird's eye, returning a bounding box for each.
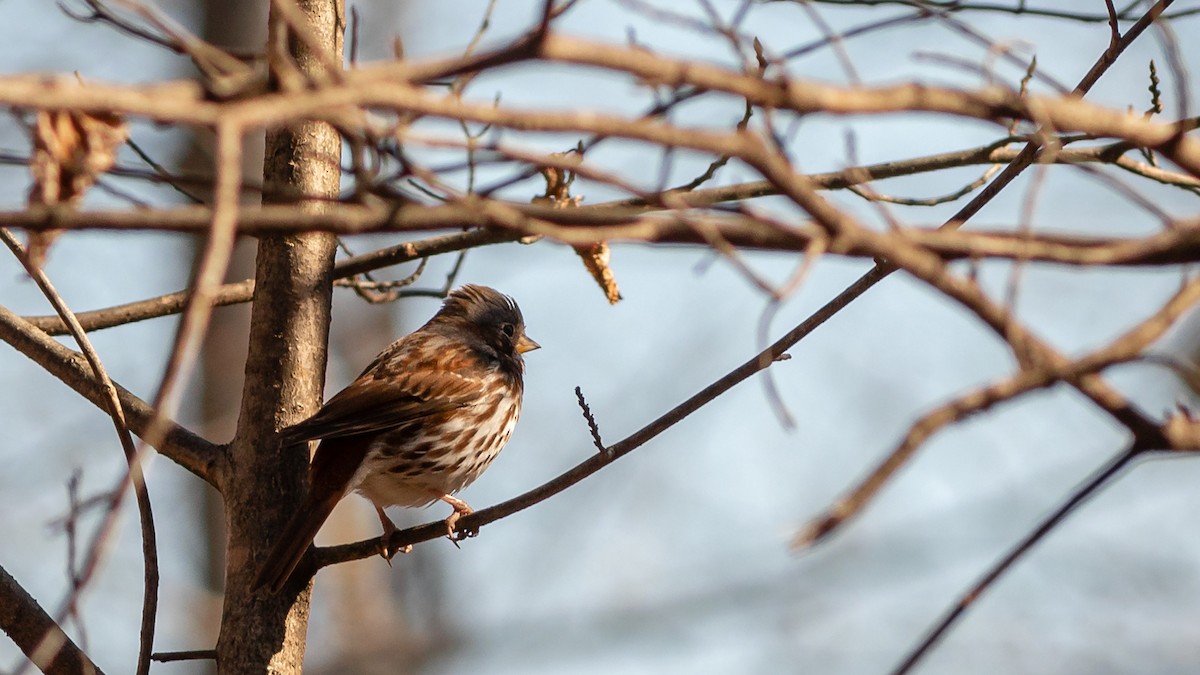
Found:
[501,323,516,338]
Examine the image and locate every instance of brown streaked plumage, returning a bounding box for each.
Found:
[255,285,538,593]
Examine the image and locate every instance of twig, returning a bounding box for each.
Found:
[150,649,216,662]
[61,473,87,649]
[890,442,1151,675]
[846,163,1002,206]
[135,121,243,467]
[795,275,1199,546]
[334,238,429,304]
[574,386,605,452]
[802,0,1197,24]
[125,137,205,204]
[23,228,517,335]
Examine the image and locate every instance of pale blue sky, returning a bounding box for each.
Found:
[1,2,1198,674]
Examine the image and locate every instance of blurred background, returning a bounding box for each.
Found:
[1,1,1199,673]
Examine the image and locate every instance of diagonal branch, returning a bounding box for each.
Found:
[0,562,105,675]
[133,121,242,478]
[890,441,1149,675]
[0,303,221,487]
[311,305,807,574]
[794,270,1197,547]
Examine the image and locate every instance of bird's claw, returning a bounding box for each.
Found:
[377,533,412,563]
[443,512,479,548]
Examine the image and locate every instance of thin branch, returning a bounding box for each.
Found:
[796,275,1199,546]
[0,230,159,675]
[0,303,221,486]
[134,121,242,477]
[799,0,1198,24]
[890,442,1153,675]
[24,279,257,335]
[24,228,519,335]
[150,649,216,662]
[125,137,205,204]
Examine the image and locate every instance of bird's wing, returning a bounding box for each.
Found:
[279,369,484,442]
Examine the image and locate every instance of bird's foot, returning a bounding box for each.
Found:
[439,495,476,548]
[375,506,412,564]
[378,538,413,564]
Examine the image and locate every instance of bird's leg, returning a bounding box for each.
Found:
[437,494,476,544]
[374,506,411,562]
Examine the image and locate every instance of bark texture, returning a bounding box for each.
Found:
[215,0,344,671]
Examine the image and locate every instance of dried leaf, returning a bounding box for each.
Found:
[574,241,622,304]
[532,150,622,304]
[27,107,128,266]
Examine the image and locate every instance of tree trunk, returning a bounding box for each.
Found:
[215,0,344,671]
[190,3,268,671]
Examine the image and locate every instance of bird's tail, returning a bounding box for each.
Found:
[253,491,340,593]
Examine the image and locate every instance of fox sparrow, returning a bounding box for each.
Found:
[255,284,538,592]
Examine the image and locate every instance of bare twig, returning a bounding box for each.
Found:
[23,228,518,335]
[890,442,1150,675]
[800,0,1197,24]
[795,275,1199,545]
[574,386,606,453]
[135,122,242,474]
[150,649,217,662]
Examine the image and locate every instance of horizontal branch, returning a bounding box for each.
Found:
[24,229,520,335]
[0,40,1196,175]
[0,202,599,234]
[0,303,221,487]
[13,136,1194,336]
[804,0,1200,22]
[8,200,1200,262]
[24,279,255,335]
[899,225,1200,265]
[4,137,1191,239]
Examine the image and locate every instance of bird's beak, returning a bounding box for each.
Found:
[517,334,541,353]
